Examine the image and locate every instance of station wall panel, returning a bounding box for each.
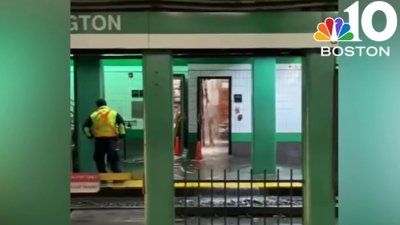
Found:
[69,58,302,144]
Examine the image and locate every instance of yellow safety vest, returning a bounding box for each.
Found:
[90,107,118,138]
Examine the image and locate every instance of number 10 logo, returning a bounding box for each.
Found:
[346,1,397,42]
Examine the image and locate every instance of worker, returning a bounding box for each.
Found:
[82,99,126,173]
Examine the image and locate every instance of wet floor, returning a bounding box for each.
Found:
[118,139,302,181]
[71,210,303,225]
[71,196,303,209]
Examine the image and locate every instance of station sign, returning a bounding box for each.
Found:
[71,14,121,32]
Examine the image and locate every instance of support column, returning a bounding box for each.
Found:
[302,51,335,225]
[252,58,276,173]
[143,51,174,225]
[74,55,103,172]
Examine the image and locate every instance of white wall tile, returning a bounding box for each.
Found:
[276,64,302,133]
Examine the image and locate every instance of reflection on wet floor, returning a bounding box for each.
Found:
[71,210,304,225]
[71,196,303,209]
[118,139,302,181]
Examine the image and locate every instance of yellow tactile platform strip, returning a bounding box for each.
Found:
[98,173,303,189]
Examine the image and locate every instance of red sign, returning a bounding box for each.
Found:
[70,173,99,182]
[70,173,100,193]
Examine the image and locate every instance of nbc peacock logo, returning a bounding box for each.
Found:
[315,1,395,57]
[314,17,354,42]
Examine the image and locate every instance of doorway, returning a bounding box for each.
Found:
[173,74,185,152]
[197,77,232,155]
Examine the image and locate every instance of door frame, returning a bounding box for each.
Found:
[196,76,232,155]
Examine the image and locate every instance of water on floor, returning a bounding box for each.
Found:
[116,138,302,181]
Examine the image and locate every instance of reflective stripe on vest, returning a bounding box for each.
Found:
[92,109,117,137]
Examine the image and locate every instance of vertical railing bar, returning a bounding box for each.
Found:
[211,169,214,208]
[224,169,227,207]
[224,169,227,225]
[290,169,293,225]
[197,168,200,225]
[264,169,267,209]
[237,169,240,208]
[211,169,214,225]
[184,170,187,225]
[277,169,280,225]
[250,169,253,209]
[276,169,281,225]
[184,170,187,208]
[264,169,267,225]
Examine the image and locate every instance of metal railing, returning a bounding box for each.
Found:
[175,168,302,220]
[176,216,302,225]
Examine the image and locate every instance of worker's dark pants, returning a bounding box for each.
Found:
[94,137,121,173]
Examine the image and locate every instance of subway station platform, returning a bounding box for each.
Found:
[77,146,303,193]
